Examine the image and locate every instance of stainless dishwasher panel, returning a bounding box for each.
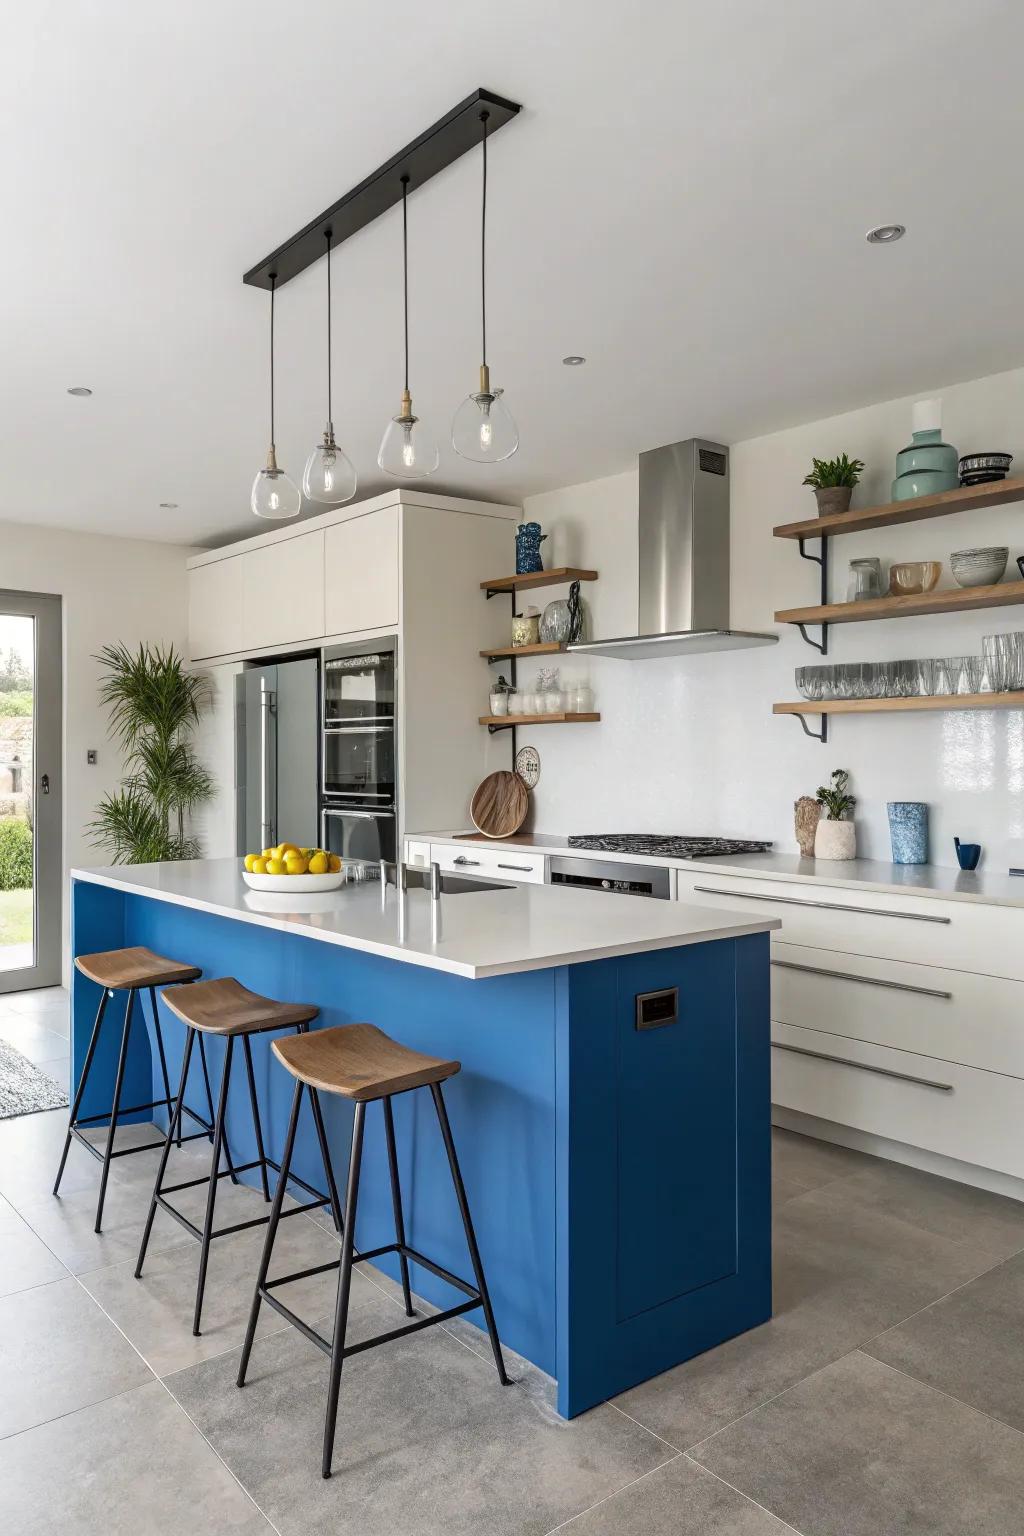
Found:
[548,856,671,900]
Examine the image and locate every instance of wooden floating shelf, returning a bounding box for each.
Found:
[478,712,601,727]
[776,579,1024,628]
[480,567,598,593]
[773,475,1024,541]
[480,642,565,661]
[774,693,1024,718]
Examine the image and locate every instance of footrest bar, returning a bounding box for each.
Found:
[396,1246,478,1300]
[155,1196,203,1241]
[258,1288,333,1356]
[263,1160,331,1205]
[340,1298,481,1360]
[264,1258,342,1290]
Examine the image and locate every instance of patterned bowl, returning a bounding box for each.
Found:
[950,547,1008,588]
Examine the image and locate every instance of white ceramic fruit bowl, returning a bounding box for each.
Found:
[242,871,345,893]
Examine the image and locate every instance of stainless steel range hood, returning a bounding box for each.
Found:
[568,438,778,660]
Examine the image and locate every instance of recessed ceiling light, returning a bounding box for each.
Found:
[159,502,178,509]
[562,355,586,366]
[866,224,905,244]
[67,386,93,396]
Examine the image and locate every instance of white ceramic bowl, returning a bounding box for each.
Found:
[950,547,1008,588]
[242,870,345,892]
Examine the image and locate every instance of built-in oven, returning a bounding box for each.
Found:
[320,638,399,876]
[323,641,395,727]
[320,805,396,868]
[548,856,671,899]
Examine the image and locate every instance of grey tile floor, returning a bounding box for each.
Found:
[3,986,1024,1533]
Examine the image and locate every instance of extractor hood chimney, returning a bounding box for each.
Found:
[568,438,778,660]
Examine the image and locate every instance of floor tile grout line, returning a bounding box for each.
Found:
[856,1246,1012,1353]
[853,1350,1024,1445]
[686,1347,872,1458]
[682,1454,809,1536]
[607,1400,689,1453]
[539,1452,684,1536]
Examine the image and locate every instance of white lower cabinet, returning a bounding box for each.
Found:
[429,842,546,885]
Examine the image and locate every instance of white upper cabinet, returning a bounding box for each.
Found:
[240,530,325,652]
[324,506,400,636]
[188,556,244,660]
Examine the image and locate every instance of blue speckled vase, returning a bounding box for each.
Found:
[888,801,929,864]
[515,522,547,574]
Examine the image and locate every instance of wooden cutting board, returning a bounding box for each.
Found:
[470,771,529,839]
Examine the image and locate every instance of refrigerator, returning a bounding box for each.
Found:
[235,656,319,855]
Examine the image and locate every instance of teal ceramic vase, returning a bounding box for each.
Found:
[891,400,958,501]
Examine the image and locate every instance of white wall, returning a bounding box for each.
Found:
[519,365,1024,872]
[1,521,191,976]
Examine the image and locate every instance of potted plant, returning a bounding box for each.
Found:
[802,454,865,517]
[814,768,857,860]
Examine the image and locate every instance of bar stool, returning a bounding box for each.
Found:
[135,977,342,1337]
[54,946,217,1232]
[236,1022,508,1479]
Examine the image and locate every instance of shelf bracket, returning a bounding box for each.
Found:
[797,535,830,655]
[789,711,829,744]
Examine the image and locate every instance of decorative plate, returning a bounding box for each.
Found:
[242,871,346,892]
[515,744,541,789]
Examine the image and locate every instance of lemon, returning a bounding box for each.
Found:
[285,854,308,875]
[251,855,268,875]
[262,847,275,861]
[266,857,287,875]
[308,852,329,875]
[243,854,257,873]
[328,854,342,873]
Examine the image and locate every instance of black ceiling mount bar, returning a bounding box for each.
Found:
[243,89,522,290]
[796,535,829,655]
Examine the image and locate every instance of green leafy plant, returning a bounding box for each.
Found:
[0,817,33,889]
[88,643,213,864]
[803,454,865,490]
[816,768,855,822]
[0,690,32,718]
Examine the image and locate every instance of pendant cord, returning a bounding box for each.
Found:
[480,111,489,369]
[401,175,410,394]
[325,230,333,426]
[269,273,277,451]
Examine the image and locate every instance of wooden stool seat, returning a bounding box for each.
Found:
[75,945,201,991]
[162,977,318,1036]
[272,1022,460,1102]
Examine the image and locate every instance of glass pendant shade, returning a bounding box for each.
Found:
[251,447,301,520]
[378,392,439,479]
[302,425,357,504]
[452,384,518,463]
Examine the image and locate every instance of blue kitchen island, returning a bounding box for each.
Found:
[70,858,778,1418]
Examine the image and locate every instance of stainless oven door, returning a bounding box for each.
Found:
[322,640,396,727]
[322,724,395,802]
[321,806,396,867]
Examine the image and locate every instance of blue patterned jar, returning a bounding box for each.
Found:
[515,522,547,574]
[888,801,929,864]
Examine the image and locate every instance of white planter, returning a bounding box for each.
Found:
[814,818,856,861]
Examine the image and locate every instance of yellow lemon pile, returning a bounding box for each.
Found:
[244,843,342,877]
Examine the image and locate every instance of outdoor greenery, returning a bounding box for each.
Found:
[802,454,865,489]
[0,648,30,693]
[0,888,32,946]
[0,690,32,718]
[817,768,856,822]
[0,817,33,889]
[89,642,214,864]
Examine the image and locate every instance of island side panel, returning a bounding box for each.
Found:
[121,892,560,1376]
[556,932,771,1417]
[70,877,154,1126]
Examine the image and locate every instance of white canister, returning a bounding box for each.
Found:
[814,818,856,861]
[489,691,508,716]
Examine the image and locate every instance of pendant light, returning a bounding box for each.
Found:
[451,111,519,463]
[302,230,357,505]
[378,175,439,479]
[251,274,301,519]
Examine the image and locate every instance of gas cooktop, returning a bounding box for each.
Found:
[566,834,773,859]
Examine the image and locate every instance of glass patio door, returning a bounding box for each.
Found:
[0,591,61,993]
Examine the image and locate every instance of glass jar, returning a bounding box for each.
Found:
[847,558,882,603]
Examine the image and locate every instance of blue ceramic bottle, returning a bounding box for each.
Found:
[515,522,547,574]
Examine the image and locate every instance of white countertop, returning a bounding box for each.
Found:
[71,858,779,980]
[414,832,1024,910]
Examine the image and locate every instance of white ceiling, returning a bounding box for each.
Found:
[6,0,1024,547]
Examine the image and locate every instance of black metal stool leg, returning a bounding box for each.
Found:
[322,1101,366,1479]
[237,1080,304,1388]
[147,988,177,1147]
[242,1034,270,1201]
[198,1033,215,1140]
[430,1082,509,1385]
[53,986,109,1196]
[135,1028,195,1277]
[383,1096,414,1317]
[193,1035,233,1336]
[94,988,137,1233]
[309,1088,344,1233]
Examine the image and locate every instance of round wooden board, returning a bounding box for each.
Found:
[470,770,529,839]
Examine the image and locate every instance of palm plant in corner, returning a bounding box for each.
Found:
[89,643,213,863]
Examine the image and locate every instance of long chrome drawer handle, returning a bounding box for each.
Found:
[771,958,952,1000]
[692,885,951,924]
[451,856,481,866]
[772,1039,953,1091]
[497,863,535,872]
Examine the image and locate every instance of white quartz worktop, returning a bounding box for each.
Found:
[71,858,779,980]
[415,832,1024,911]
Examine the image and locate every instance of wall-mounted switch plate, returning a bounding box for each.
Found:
[86,749,97,765]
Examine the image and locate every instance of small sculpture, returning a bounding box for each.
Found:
[794,795,821,858]
[566,579,584,642]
